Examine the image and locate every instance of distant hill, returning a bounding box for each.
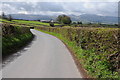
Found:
[10,14,57,20]
[70,14,118,24]
[9,14,118,24]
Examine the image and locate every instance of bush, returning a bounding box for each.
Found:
[49,22,54,27]
[57,15,72,24]
[2,23,34,58]
[8,15,13,21]
[36,27,120,78]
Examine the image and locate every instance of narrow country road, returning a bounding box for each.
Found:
[2,29,82,78]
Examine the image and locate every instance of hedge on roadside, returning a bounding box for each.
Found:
[2,23,34,58]
[36,27,120,78]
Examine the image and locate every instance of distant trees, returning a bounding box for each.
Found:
[72,22,77,24]
[77,21,82,24]
[1,12,13,21]
[2,12,7,19]
[49,19,54,27]
[37,19,41,22]
[114,24,118,26]
[88,22,92,25]
[57,15,72,24]
[8,15,12,21]
[72,21,83,27]
[49,22,54,27]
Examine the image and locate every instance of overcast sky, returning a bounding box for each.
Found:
[0,0,119,17]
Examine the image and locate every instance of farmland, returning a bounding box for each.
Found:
[1,18,119,78]
[1,1,119,79]
[1,19,60,27]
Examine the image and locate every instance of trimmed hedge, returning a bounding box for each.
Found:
[36,27,120,78]
[2,23,31,36]
[2,23,34,58]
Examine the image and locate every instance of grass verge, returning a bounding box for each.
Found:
[36,28,119,79]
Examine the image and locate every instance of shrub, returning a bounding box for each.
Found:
[49,22,54,27]
[36,27,120,78]
[2,23,34,58]
[57,15,72,24]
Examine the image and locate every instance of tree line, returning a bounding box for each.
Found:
[1,12,13,21]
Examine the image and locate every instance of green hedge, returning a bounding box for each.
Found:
[36,27,119,78]
[2,23,34,58]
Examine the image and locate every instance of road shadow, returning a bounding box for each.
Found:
[2,34,37,68]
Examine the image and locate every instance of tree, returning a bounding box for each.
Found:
[77,21,82,24]
[2,12,6,19]
[72,22,77,24]
[88,22,92,25]
[57,14,72,24]
[49,22,54,27]
[8,15,12,21]
[57,15,62,23]
[37,19,41,22]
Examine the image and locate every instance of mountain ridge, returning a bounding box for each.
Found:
[9,14,118,24]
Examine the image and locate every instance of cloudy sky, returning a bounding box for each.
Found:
[0,0,119,17]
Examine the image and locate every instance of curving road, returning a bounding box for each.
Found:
[2,29,82,78]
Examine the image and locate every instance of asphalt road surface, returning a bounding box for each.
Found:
[2,29,82,78]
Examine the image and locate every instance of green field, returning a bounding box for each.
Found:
[1,19,60,27]
[1,19,118,28]
[1,18,119,78]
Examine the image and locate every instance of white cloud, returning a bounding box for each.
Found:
[1,0,120,2]
[18,11,28,14]
[20,7,25,10]
[84,2,96,9]
[0,3,2,14]
[1,2,118,17]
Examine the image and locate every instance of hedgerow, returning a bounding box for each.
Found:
[36,27,119,78]
[2,23,34,58]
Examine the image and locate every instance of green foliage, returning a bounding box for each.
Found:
[70,22,118,28]
[1,19,60,27]
[77,21,82,24]
[2,33,33,56]
[57,15,72,24]
[49,22,54,27]
[8,15,12,21]
[72,22,77,24]
[2,23,34,58]
[36,27,119,78]
[2,12,7,19]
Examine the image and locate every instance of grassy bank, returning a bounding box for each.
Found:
[2,23,34,59]
[36,27,119,78]
[12,20,60,26]
[1,19,60,27]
